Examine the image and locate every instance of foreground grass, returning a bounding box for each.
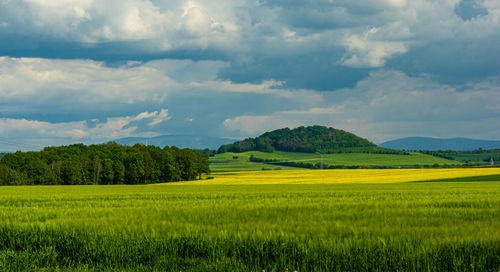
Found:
[0,171,499,271]
[210,151,460,172]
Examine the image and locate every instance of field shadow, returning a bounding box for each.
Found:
[413,174,500,183]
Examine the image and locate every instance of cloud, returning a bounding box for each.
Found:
[0,58,498,149]
[0,56,174,111]
[455,0,488,20]
[0,109,171,151]
[0,1,499,148]
[224,70,500,142]
[340,27,408,67]
[223,115,302,136]
[0,56,325,147]
[0,57,323,122]
[0,0,499,90]
[0,0,240,50]
[147,109,171,126]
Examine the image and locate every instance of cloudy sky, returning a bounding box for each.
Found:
[0,0,499,151]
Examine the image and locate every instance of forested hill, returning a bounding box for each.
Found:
[218,126,404,154]
[0,143,210,186]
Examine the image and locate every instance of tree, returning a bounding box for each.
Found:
[61,159,82,185]
[101,159,114,185]
[0,163,25,185]
[113,161,125,184]
[124,152,145,184]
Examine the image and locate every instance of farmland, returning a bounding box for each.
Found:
[190,168,500,185]
[433,150,500,164]
[1,169,500,271]
[210,151,460,172]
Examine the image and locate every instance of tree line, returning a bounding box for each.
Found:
[417,150,455,160]
[0,143,210,185]
[418,149,500,163]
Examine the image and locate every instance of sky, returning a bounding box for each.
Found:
[0,0,499,151]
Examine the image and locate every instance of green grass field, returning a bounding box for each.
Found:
[443,152,500,163]
[210,151,302,171]
[210,151,459,172]
[0,174,499,271]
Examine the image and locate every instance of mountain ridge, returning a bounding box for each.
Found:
[114,135,234,150]
[380,137,500,151]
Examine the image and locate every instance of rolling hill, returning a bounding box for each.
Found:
[212,126,465,171]
[380,137,500,151]
[218,125,404,154]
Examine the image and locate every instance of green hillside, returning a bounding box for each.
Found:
[210,151,460,172]
[421,149,500,165]
[210,152,302,172]
[218,126,405,154]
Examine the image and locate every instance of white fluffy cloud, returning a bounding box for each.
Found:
[0,0,241,50]
[340,27,408,67]
[0,56,174,107]
[0,109,170,151]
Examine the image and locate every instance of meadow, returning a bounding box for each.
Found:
[441,151,500,163]
[1,168,500,271]
[210,151,459,172]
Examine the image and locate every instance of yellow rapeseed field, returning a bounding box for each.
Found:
[175,168,500,185]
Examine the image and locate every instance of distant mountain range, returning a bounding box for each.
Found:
[114,135,235,150]
[379,137,500,151]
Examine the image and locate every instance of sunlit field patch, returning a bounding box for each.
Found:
[209,151,460,172]
[177,168,500,185]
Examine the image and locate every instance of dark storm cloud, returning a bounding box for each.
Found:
[455,0,488,20]
[1,0,498,89]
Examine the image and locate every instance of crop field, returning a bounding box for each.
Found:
[1,169,500,271]
[210,151,459,172]
[190,168,500,185]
